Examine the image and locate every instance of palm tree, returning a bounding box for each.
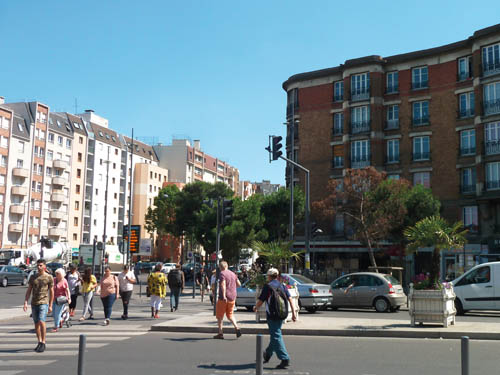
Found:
[252,240,303,273]
[404,216,468,288]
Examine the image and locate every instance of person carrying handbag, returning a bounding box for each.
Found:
[66,264,81,317]
[52,268,71,333]
[99,266,119,326]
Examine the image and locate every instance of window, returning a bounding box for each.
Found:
[386,105,399,129]
[18,123,24,132]
[458,56,472,80]
[462,206,478,232]
[79,136,83,144]
[74,217,79,226]
[457,265,490,287]
[334,81,344,101]
[73,234,78,241]
[48,133,54,143]
[482,43,500,76]
[57,136,63,145]
[113,163,116,169]
[486,162,500,190]
[95,188,98,195]
[412,66,428,89]
[333,113,344,135]
[37,182,42,192]
[0,116,9,129]
[386,71,398,93]
[485,122,500,155]
[386,139,399,163]
[351,140,370,168]
[0,193,3,205]
[460,130,476,155]
[413,136,430,160]
[18,141,24,153]
[75,201,79,210]
[114,193,117,199]
[76,185,80,194]
[1,156,6,166]
[78,152,82,162]
[0,136,8,148]
[387,174,400,180]
[0,175,4,186]
[16,159,23,168]
[66,139,71,148]
[77,169,81,178]
[413,172,430,188]
[351,106,370,133]
[462,168,476,194]
[351,73,370,101]
[413,101,429,125]
[38,164,43,175]
[483,82,500,115]
[459,92,475,118]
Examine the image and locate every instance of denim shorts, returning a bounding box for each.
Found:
[32,304,48,323]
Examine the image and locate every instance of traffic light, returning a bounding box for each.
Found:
[271,136,283,161]
[222,199,233,225]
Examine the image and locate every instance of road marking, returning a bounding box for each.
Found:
[0,360,56,366]
[210,372,310,374]
[0,336,129,342]
[0,343,108,349]
[0,371,24,375]
[0,351,78,357]
[0,331,147,337]
[0,325,145,330]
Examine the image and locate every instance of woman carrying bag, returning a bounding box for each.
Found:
[52,268,71,333]
[79,268,97,321]
[99,266,119,326]
[66,264,82,317]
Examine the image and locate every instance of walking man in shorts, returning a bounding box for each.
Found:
[213,261,241,339]
[23,259,54,353]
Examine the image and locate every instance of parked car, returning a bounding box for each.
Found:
[0,265,28,287]
[330,272,406,312]
[281,273,332,313]
[161,263,177,275]
[452,261,500,315]
[235,279,260,311]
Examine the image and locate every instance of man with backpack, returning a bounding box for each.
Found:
[254,268,297,370]
[167,264,185,312]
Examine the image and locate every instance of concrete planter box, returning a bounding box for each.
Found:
[409,284,456,327]
[255,286,300,323]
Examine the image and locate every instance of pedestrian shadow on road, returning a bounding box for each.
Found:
[164,337,212,342]
[198,363,255,371]
[347,323,410,330]
[0,349,32,353]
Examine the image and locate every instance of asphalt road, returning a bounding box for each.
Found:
[6,331,500,375]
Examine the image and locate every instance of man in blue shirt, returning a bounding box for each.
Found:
[254,268,297,369]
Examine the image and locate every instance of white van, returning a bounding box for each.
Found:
[452,261,500,315]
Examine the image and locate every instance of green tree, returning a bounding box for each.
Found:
[145,184,181,237]
[404,216,468,287]
[252,240,303,273]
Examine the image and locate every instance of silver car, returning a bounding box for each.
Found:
[281,273,333,313]
[236,280,258,311]
[0,266,28,287]
[330,272,406,312]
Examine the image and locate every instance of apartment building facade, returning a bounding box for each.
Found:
[282,23,500,279]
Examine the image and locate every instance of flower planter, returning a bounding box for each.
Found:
[408,284,456,327]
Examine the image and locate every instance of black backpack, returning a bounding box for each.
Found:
[267,284,288,320]
[168,269,182,287]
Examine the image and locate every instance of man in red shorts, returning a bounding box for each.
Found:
[213,261,241,339]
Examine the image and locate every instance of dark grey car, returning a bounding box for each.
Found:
[0,266,28,287]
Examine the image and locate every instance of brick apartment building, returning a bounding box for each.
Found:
[282,23,500,281]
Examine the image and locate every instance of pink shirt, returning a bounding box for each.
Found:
[100,275,119,298]
[219,270,238,302]
[54,278,69,298]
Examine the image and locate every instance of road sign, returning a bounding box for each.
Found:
[139,238,152,256]
[187,251,193,259]
[123,225,141,252]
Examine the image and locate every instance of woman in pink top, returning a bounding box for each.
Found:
[52,268,71,333]
[99,266,119,326]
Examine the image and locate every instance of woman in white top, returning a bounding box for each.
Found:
[117,265,136,320]
[66,264,81,317]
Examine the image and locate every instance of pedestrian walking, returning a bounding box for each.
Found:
[66,264,81,317]
[99,266,119,326]
[118,265,136,320]
[52,268,71,332]
[79,268,97,321]
[167,264,184,312]
[213,261,241,339]
[195,267,209,302]
[147,263,167,318]
[23,259,54,353]
[209,269,216,305]
[253,268,297,369]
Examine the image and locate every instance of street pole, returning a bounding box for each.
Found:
[192,236,196,299]
[91,238,97,275]
[101,147,110,277]
[213,197,221,316]
[127,128,134,267]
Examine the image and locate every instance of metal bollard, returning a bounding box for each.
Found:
[78,334,86,375]
[256,334,263,375]
[461,336,469,375]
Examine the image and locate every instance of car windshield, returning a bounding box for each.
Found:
[288,274,314,284]
[383,275,401,285]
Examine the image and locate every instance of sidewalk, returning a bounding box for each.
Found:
[151,294,500,341]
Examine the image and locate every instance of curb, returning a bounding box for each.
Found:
[150,325,500,341]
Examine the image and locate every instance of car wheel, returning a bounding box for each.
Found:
[22,277,28,286]
[374,297,389,312]
[305,307,318,313]
[1,278,7,287]
[455,298,465,316]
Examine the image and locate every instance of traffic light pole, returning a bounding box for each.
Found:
[213,197,221,316]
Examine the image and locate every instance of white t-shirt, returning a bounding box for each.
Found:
[118,271,136,292]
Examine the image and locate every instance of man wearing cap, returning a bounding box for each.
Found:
[254,268,296,370]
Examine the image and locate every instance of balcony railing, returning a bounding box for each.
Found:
[350,120,370,134]
[351,89,370,102]
[460,147,476,156]
[486,179,500,190]
[485,140,500,155]
[483,61,500,77]
[332,125,343,136]
[413,116,429,126]
[386,85,398,94]
[459,108,475,118]
[413,151,430,161]
[385,119,399,130]
[457,71,472,81]
[351,155,370,169]
[412,80,428,90]
[461,184,475,194]
[484,99,500,116]
[386,155,400,164]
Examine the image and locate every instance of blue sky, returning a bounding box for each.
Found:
[1,1,498,184]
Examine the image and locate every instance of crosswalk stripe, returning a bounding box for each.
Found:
[0,359,56,366]
[0,343,108,349]
[0,351,78,357]
[0,337,129,342]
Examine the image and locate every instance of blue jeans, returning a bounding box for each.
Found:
[170,287,181,309]
[101,294,116,319]
[52,302,64,328]
[32,304,48,324]
[265,319,290,361]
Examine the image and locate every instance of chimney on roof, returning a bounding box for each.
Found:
[85,109,94,113]
[0,97,4,105]
[194,139,201,151]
